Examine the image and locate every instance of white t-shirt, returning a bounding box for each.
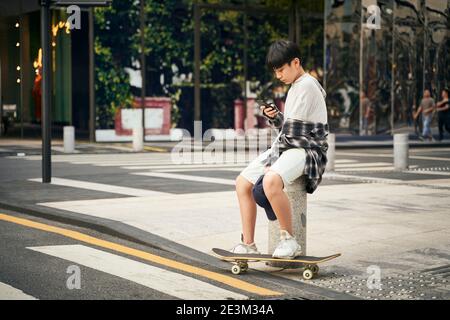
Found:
[283,73,328,124]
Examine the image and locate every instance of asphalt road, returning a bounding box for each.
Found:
[1,209,356,301]
[0,145,449,301]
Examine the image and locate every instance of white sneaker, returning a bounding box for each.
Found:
[272,230,302,259]
[229,234,260,255]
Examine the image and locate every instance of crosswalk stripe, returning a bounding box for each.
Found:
[335,162,392,168]
[151,168,244,173]
[122,163,247,170]
[335,165,419,172]
[335,159,358,163]
[27,245,247,300]
[0,213,281,297]
[28,177,168,196]
[335,167,394,172]
[337,152,450,162]
[131,172,236,185]
[0,282,37,300]
[404,170,450,176]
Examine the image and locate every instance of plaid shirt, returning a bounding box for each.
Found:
[261,116,329,194]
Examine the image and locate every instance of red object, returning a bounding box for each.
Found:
[32,74,42,121]
[234,99,245,130]
[234,98,259,130]
[115,97,172,136]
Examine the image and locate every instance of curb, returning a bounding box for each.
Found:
[0,200,359,300]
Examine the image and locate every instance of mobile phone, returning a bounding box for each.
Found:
[256,100,279,112]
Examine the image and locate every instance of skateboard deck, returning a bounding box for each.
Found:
[212,248,341,280]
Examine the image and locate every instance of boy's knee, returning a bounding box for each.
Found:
[263,171,284,196]
[236,175,253,194]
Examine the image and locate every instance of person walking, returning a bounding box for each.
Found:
[436,88,450,141]
[414,90,435,141]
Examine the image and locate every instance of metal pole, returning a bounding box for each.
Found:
[294,0,300,43]
[288,4,294,41]
[140,0,146,142]
[41,0,52,183]
[323,0,327,92]
[390,2,396,135]
[422,1,426,94]
[359,3,364,136]
[243,1,248,130]
[19,15,24,139]
[194,1,201,124]
[88,8,95,142]
[0,59,2,137]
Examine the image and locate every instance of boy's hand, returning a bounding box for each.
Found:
[260,104,279,119]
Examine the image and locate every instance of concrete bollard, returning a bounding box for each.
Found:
[63,126,75,153]
[268,176,307,267]
[133,126,144,152]
[394,133,409,170]
[326,133,335,172]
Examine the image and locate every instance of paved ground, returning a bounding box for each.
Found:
[0,139,449,300]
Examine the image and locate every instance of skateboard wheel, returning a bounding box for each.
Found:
[303,269,314,280]
[231,265,241,275]
[240,263,248,272]
[311,265,319,274]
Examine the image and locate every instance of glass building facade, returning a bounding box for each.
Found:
[324,0,449,135]
[1,0,448,140]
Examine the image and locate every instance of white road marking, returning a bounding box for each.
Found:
[121,163,248,170]
[335,165,418,172]
[28,177,168,196]
[27,245,247,300]
[131,172,236,185]
[0,282,37,300]
[335,162,392,168]
[404,170,450,176]
[337,152,450,162]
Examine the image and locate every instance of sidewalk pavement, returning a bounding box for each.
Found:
[0,150,449,300]
[1,134,450,157]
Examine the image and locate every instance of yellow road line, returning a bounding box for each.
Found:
[143,146,167,152]
[0,213,282,297]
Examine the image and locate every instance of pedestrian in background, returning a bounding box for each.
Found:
[414,90,435,141]
[360,91,374,136]
[436,88,450,141]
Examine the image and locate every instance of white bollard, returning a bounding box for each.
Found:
[133,126,144,152]
[394,133,409,170]
[63,126,75,153]
[326,133,335,172]
[268,176,307,267]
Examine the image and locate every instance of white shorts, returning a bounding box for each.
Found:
[240,147,306,189]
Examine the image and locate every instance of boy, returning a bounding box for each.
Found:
[231,40,329,259]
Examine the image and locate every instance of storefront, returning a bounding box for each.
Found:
[1,0,448,140]
[325,0,449,135]
[0,1,91,138]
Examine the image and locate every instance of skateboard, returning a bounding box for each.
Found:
[212,248,341,280]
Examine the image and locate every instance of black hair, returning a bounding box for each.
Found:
[266,40,302,70]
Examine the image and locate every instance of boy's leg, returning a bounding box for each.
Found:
[235,175,257,245]
[262,171,293,235]
[235,148,272,246]
[263,148,306,258]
